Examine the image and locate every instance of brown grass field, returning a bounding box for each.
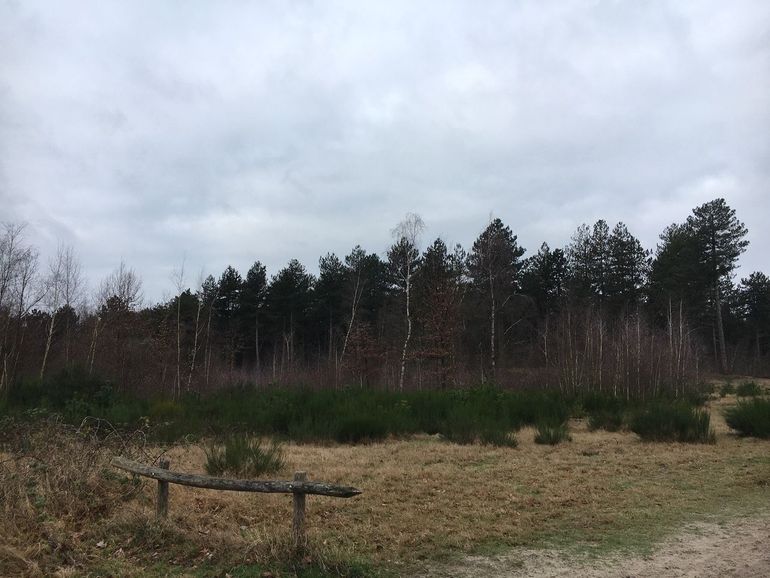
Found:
[1,379,769,577]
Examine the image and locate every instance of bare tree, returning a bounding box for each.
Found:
[60,245,84,362]
[39,244,84,378]
[186,271,206,392]
[171,258,186,399]
[90,260,143,376]
[99,260,143,310]
[40,247,65,378]
[0,226,41,391]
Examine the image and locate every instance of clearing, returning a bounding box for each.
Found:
[1,388,769,576]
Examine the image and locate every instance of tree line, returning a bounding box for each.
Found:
[1,198,768,398]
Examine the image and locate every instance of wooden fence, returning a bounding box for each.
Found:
[111,456,362,548]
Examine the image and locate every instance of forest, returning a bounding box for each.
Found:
[0,197,768,401]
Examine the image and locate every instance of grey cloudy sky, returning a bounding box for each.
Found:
[2,0,769,302]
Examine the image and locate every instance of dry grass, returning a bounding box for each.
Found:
[2,388,770,576]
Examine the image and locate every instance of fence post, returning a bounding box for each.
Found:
[292,471,307,550]
[157,458,170,519]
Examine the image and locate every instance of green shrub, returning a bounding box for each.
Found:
[630,403,715,443]
[534,420,571,445]
[204,436,285,477]
[149,399,184,421]
[719,381,735,398]
[587,408,625,432]
[724,398,770,438]
[479,428,518,448]
[7,366,114,411]
[333,414,388,444]
[736,381,762,397]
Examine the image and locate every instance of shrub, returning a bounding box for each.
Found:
[333,414,388,444]
[204,436,285,477]
[7,366,114,411]
[724,398,770,438]
[148,399,184,421]
[479,428,518,448]
[630,403,715,443]
[587,408,625,432]
[736,381,762,397]
[534,420,571,445]
[720,381,735,398]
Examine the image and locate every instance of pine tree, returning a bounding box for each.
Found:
[314,253,347,363]
[521,242,568,315]
[687,199,749,373]
[265,259,314,373]
[738,272,770,361]
[466,218,526,381]
[239,261,267,376]
[606,222,649,312]
[214,265,244,371]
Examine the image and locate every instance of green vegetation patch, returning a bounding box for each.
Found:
[630,402,715,443]
[725,397,770,438]
[204,435,285,476]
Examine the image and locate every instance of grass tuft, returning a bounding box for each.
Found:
[479,428,518,448]
[736,381,762,397]
[719,381,735,398]
[724,397,770,438]
[534,420,571,445]
[204,435,285,477]
[630,403,715,443]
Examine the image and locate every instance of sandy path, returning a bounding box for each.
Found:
[422,513,770,577]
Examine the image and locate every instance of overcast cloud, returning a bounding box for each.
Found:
[1,0,769,301]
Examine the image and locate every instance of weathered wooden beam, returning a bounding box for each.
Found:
[292,471,307,550]
[156,457,170,519]
[111,456,362,498]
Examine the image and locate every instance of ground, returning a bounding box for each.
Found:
[1,379,769,576]
[425,513,770,577]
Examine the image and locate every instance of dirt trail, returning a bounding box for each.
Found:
[423,513,770,577]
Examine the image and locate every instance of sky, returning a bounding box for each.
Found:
[1,0,769,303]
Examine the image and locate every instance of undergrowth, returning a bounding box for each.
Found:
[630,403,715,443]
[204,435,286,476]
[724,397,770,438]
[2,366,714,447]
[736,381,762,397]
[534,420,571,445]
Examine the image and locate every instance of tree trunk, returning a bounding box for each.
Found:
[176,293,181,399]
[88,317,100,375]
[187,299,203,392]
[714,283,728,374]
[40,310,57,379]
[489,271,496,382]
[398,264,412,391]
[255,315,260,383]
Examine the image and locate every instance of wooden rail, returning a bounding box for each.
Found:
[111,456,362,549]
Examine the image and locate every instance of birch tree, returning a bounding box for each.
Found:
[171,258,186,399]
[388,213,424,391]
[40,246,65,378]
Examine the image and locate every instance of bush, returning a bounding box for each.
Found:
[587,408,625,432]
[479,428,518,448]
[736,381,762,397]
[149,399,184,421]
[7,366,114,411]
[534,420,571,445]
[720,381,735,398]
[724,398,770,438]
[333,414,388,444]
[204,436,285,477]
[630,403,715,443]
